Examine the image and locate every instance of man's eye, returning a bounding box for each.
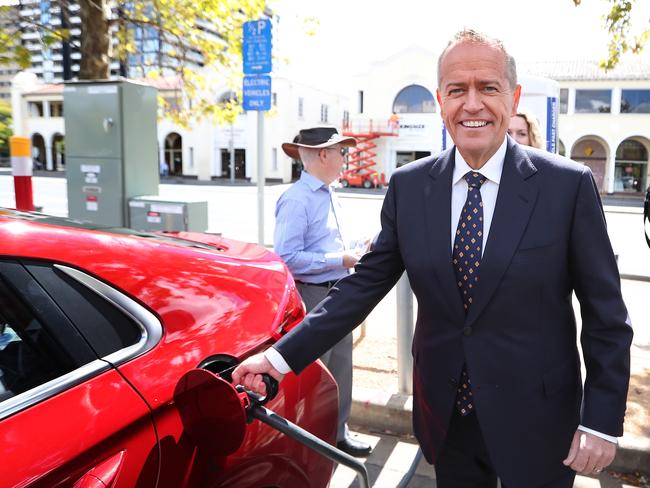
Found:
[448,88,463,95]
[483,86,497,93]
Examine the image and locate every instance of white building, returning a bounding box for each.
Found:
[11,72,350,183]
[521,59,650,196]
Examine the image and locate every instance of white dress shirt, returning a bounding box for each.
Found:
[266,137,617,443]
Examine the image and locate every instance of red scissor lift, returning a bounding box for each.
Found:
[341,118,398,189]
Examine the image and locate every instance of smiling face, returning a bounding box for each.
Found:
[507,114,531,146]
[436,41,521,169]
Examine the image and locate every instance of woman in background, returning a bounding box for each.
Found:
[508,110,544,149]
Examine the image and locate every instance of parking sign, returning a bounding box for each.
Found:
[243,75,272,111]
[243,19,272,75]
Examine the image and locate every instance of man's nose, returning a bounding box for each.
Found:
[464,88,483,112]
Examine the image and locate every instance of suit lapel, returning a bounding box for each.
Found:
[424,149,465,323]
[465,140,539,326]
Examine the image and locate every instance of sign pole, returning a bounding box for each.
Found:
[257,111,265,245]
[242,18,272,247]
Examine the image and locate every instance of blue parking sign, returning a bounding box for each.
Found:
[243,75,272,111]
[243,19,272,74]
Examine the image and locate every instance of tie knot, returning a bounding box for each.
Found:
[464,171,486,189]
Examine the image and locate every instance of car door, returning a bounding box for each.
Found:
[0,260,159,487]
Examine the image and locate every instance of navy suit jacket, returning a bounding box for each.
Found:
[275,138,633,486]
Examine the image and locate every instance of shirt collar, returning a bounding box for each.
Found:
[452,137,507,186]
[300,170,330,192]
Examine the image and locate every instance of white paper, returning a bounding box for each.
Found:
[81,165,101,173]
[150,204,183,215]
[88,86,118,94]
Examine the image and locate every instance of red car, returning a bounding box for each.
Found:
[0,208,338,487]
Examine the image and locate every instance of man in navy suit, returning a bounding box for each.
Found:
[233,29,632,487]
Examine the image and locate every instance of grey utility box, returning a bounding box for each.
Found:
[64,80,159,226]
[128,196,208,233]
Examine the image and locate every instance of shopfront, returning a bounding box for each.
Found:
[614,139,648,194]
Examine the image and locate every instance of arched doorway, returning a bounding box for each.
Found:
[31,133,46,170]
[614,138,648,193]
[164,132,183,175]
[570,138,608,192]
[51,133,65,171]
[392,85,436,113]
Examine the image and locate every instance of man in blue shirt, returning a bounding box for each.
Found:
[273,127,371,457]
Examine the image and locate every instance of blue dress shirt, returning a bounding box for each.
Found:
[274,171,349,284]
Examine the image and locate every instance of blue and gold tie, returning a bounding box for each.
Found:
[453,171,486,416]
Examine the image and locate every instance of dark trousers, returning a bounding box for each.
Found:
[296,282,352,442]
[435,410,576,488]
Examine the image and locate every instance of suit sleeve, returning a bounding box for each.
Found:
[570,166,633,436]
[274,174,407,374]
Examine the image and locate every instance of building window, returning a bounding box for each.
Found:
[620,89,650,113]
[298,97,304,118]
[343,110,349,127]
[614,139,648,193]
[559,88,569,114]
[392,85,436,113]
[50,101,63,117]
[616,139,648,161]
[28,101,44,117]
[575,89,611,113]
[358,90,364,114]
[272,92,277,107]
[272,148,278,171]
[320,104,328,123]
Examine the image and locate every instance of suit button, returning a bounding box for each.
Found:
[462,326,472,336]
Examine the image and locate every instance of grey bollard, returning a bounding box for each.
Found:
[396,272,414,394]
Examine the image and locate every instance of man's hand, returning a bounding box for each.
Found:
[563,430,616,476]
[342,252,361,268]
[231,353,285,396]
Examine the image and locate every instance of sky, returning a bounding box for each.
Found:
[272,0,650,89]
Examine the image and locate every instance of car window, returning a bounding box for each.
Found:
[24,263,142,358]
[0,275,78,402]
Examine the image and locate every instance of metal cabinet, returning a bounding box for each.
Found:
[64,80,158,226]
[128,196,208,232]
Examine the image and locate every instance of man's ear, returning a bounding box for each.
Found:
[436,89,444,116]
[511,84,522,115]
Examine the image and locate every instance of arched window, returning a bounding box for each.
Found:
[51,133,65,171]
[164,133,183,176]
[616,139,647,161]
[31,133,46,170]
[392,85,436,114]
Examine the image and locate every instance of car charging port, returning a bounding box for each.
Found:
[175,365,369,488]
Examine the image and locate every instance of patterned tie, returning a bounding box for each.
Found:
[453,171,486,416]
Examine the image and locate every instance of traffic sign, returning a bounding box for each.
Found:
[243,75,272,111]
[243,19,272,74]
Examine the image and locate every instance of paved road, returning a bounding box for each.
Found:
[332,429,641,487]
[0,175,646,278]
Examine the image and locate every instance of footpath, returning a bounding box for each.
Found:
[347,260,650,482]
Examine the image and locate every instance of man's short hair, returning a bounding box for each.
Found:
[437,29,517,90]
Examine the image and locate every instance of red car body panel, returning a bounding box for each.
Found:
[0,212,338,487]
[2,369,157,488]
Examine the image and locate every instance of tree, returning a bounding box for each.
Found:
[0,100,12,158]
[0,0,267,125]
[573,0,650,69]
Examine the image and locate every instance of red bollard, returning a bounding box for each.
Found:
[9,136,35,211]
